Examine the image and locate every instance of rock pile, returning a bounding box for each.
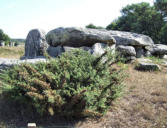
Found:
[23,27,167,61]
[20,27,167,63]
[1,27,167,71]
[46,27,116,57]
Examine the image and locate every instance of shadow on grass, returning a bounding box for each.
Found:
[0,94,84,128]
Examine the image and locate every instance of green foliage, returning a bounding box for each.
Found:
[0,29,10,44]
[154,0,167,16]
[86,23,104,29]
[0,50,124,117]
[159,24,167,44]
[146,56,164,65]
[106,2,164,43]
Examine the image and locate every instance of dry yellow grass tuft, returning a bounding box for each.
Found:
[0,45,24,59]
[76,64,167,128]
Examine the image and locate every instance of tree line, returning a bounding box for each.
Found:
[0,29,10,44]
[86,0,167,44]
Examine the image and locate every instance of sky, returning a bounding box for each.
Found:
[0,0,154,39]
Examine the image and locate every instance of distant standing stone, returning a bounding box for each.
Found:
[24,29,48,58]
[0,41,5,46]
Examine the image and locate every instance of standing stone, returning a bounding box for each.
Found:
[135,47,145,58]
[9,42,15,47]
[24,29,48,58]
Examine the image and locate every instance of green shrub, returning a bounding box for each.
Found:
[0,50,124,117]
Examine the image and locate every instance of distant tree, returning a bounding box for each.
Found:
[154,0,167,16]
[86,23,104,29]
[0,29,4,41]
[106,2,164,43]
[0,29,10,44]
[159,24,167,44]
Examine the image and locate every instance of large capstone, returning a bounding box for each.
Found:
[46,27,116,47]
[107,30,154,46]
[24,29,48,58]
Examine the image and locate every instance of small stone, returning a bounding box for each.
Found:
[136,62,161,71]
[28,123,36,128]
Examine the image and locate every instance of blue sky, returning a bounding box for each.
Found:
[0,0,153,38]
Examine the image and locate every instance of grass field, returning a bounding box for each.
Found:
[0,47,167,128]
[0,46,24,59]
[76,65,167,128]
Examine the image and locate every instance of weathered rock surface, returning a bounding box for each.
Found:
[135,47,145,58]
[92,43,115,56]
[46,27,116,47]
[24,29,48,58]
[162,60,167,67]
[145,51,152,57]
[136,62,161,71]
[164,55,167,60]
[145,44,167,56]
[62,46,78,52]
[136,58,161,71]
[137,58,152,63]
[47,46,64,57]
[107,30,154,46]
[116,45,136,56]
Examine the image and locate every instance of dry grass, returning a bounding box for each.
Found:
[0,45,24,59]
[75,64,167,128]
